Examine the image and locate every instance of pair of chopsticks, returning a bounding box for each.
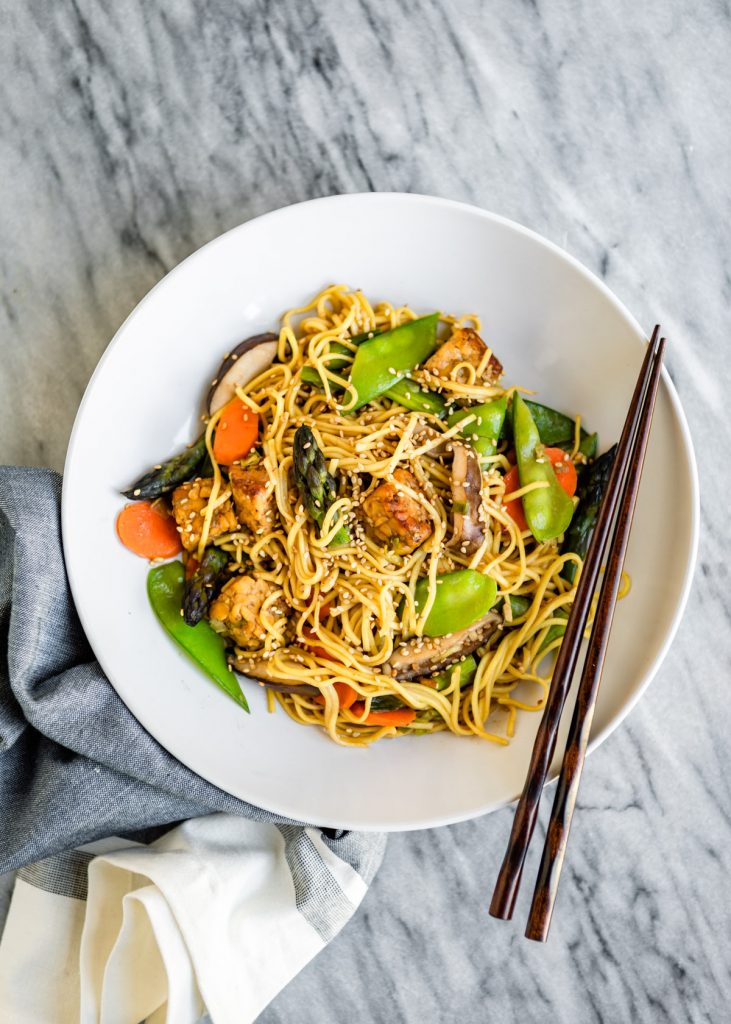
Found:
[489,326,666,942]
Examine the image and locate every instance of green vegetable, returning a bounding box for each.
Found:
[503,594,531,619]
[414,568,498,637]
[383,377,447,418]
[147,562,249,712]
[433,654,478,691]
[577,431,598,462]
[523,401,580,446]
[368,695,408,711]
[370,655,478,711]
[541,611,568,653]
[183,546,229,626]
[302,366,447,419]
[499,399,596,458]
[448,396,507,458]
[300,330,381,391]
[504,596,566,654]
[293,425,350,546]
[511,394,575,542]
[122,435,207,500]
[301,365,341,389]
[349,314,440,410]
[561,444,617,584]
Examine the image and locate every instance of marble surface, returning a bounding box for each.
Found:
[1,0,730,1020]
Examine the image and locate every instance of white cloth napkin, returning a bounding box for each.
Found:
[0,814,383,1023]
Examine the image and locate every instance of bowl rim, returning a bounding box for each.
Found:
[62,192,700,830]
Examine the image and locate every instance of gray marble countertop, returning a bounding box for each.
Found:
[2,1,729,1020]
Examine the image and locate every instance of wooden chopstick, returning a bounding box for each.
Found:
[525,336,666,941]
[489,326,662,921]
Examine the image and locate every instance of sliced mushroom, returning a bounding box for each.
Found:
[387,610,500,681]
[229,653,320,696]
[448,443,486,556]
[207,332,278,414]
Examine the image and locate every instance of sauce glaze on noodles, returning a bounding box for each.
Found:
[203,285,589,747]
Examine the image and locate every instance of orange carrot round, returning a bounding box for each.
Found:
[212,397,259,465]
[504,448,577,532]
[351,702,417,727]
[116,502,182,559]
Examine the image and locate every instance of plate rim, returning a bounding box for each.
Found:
[62,192,700,831]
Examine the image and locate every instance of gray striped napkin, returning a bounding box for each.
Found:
[0,467,385,1022]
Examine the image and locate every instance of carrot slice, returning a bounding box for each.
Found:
[351,702,417,727]
[116,502,182,559]
[302,626,334,660]
[212,397,259,465]
[503,448,577,532]
[315,682,358,709]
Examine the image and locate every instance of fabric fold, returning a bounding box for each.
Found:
[0,467,386,1022]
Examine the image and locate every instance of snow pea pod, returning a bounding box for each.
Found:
[500,400,596,457]
[301,365,447,418]
[523,401,580,446]
[147,561,249,712]
[380,377,447,418]
[414,568,498,637]
[512,394,575,542]
[349,314,440,410]
[503,594,531,619]
[447,396,507,458]
[432,654,478,691]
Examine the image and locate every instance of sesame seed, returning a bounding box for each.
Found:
[133,488,141,497]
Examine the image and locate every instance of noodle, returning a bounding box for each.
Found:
[196,285,595,747]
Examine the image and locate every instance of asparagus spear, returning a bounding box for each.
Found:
[183,546,230,626]
[561,444,617,584]
[122,434,207,500]
[293,425,350,547]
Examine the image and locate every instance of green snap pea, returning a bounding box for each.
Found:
[147,562,249,712]
[432,654,478,691]
[349,314,439,410]
[511,394,575,542]
[302,323,447,418]
[380,376,447,417]
[413,568,498,637]
[503,594,531,619]
[447,396,507,458]
[500,399,596,459]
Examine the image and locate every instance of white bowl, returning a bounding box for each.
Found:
[63,194,699,831]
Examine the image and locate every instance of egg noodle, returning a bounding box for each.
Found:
[198,285,596,748]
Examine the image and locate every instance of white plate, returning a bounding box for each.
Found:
[63,194,699,831]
